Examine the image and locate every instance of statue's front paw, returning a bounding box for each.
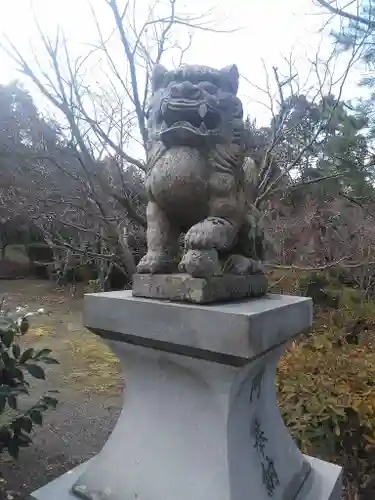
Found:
[137,252,178,274]
[185,218,235,251]
[179,249,220,278]
[223,254,264,275]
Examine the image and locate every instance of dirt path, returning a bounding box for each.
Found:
[0,279,123,498]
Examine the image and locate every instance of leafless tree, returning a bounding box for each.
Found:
[242,37,367,206]
[241,36,375,283]
[315,0,375,28]
[1,0,231,284]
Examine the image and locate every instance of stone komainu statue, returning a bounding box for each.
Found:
[137,63,265,278]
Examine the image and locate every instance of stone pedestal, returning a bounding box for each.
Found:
[31,292,342,500]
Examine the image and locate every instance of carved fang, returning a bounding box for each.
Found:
[199,122,208,133]
[161,101,168,115]
[198,103,207,118]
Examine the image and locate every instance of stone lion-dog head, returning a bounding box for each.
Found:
[147,64,245,150]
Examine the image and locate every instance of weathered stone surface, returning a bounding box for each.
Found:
[132,272,268,303]
[84,291,312,363]
[30,455,342,500]
[299,456,343,500]
[136,63,266,279]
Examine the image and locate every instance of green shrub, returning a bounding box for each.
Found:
[275,270,375,495]
[26,242,54,279]
[0,305,58,459]
[25,243,53,263]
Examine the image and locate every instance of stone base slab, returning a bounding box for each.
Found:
[30,455,342,500]
[84,292,312,362]
[132,273,268,304]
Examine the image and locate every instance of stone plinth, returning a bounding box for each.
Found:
[132,273,268,304]
[31,292,342,500]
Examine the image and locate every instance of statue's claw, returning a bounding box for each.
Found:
[222,254,264,275]
[137,252,178,274]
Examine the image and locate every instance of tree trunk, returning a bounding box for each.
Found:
[1,244,6,260]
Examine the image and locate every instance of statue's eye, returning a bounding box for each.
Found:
[199,81,217,94]
[233,101,243,118]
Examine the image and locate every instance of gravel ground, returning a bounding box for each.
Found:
[1,391,122,498]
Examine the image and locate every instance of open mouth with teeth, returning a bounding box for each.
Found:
[158,101,221,139]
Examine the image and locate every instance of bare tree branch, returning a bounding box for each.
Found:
[315,0,375,27]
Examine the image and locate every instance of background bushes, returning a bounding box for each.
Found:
[275,270,375,497]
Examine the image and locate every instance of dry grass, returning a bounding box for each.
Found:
[26,326,51,338]
[0,278,123,396]
[62,330,121,394]
[23,319,121,396]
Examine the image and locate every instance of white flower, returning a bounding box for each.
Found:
[15,306,28,315]
[24,308,45,318]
